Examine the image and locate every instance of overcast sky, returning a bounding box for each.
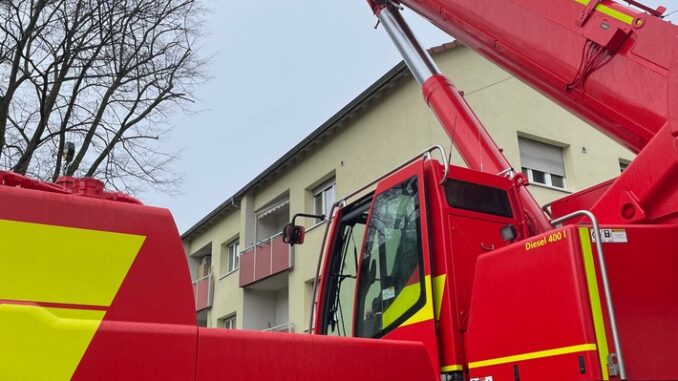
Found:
[145,0,678,233]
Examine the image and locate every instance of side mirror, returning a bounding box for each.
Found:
[282,224,305,246]
[282,213,326,246]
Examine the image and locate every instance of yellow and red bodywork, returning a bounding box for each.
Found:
[0,171,438,381]
[0,172,198,380]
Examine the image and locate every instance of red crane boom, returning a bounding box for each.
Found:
[377,0,678,225]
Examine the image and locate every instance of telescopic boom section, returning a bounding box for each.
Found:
[370,2,553,233]
[394,0,678,225]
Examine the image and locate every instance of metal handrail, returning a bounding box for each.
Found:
[551,210,626,379]
[541,200,554,218]
[263,322,294,333]
[240,231,284,254]
[239,231,291,285]
[191,273,212,284]
[337,145,449,207]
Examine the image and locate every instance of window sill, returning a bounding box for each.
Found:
[528,182,572,194]
[218,269,238,280]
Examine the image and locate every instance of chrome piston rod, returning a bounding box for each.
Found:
[377,7,440,85]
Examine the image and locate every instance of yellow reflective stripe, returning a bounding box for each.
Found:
[441,364,463,372]
[400,274,434,326]
[579,228,610,380]
[0,304,105,380]
[433,274,446,321]
[597,5,634,24]
[0,219,145,306]
[381,282,420,327]
[469,343,598,369]
[383,275,430,328]
[574,0,634,24]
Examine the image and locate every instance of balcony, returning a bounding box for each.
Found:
[262,322,294,333]
[239,233,293,287]
[192,273,213,311]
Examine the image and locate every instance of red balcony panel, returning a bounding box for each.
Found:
[271,235,291,274]
[239,234,293,287]
[193,275,212,311]
[239,247,255,287]
[255,241,272,280]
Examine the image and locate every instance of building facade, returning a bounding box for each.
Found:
[182,43,634,332]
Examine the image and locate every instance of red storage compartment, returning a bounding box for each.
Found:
[465,226,604,381]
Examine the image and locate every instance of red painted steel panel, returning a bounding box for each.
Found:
[73,322,198,380]
[469,351,601,381]
[423,162,464,370]
[0,182,196,327]
[590,123,678,224]
[0,181,198,379]
[195,328,437,381]
[595,225,678,380]
[550,179,614,219]
[447,214,509,328]
[421,162,528,371]
[254,241,271,281]
[465,226,603,380]
[194,277,211,311]
[239,247,255,287]
[240,238,292,287]
[402,0,672,152]
[396,0,678,224]
[271,234,291,274]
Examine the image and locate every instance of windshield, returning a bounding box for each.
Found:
[355,176,424,338]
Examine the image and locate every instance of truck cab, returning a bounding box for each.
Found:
[308,148,678,380]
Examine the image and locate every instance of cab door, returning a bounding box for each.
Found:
[353,159,440,374]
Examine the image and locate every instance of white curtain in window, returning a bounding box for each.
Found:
[519,137,565,176]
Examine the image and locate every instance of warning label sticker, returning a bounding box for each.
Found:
[382,287,396,300]
[591,228,628,243]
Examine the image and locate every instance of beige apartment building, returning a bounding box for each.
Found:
[182,42,634,332]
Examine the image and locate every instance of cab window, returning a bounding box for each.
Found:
[320,198,369,336]
[444,179,513,218]
[355,177,425,338]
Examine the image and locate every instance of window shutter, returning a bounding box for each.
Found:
[519,137,566,177]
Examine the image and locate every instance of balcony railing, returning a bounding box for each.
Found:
[262,322,294,333]
[239,232,293,287]
[192,273,213,311]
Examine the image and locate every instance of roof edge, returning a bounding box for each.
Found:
[181,41,459,242]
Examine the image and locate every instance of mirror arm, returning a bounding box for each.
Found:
[283,213,326,246]
[291,213,326,225]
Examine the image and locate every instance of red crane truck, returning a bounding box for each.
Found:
[1,0,676,380]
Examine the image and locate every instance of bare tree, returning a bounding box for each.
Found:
[0,0,204,194]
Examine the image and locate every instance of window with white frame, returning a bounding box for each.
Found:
[519,137,567,190]
[220,314,236,329]
[313,178,336,220]
[219,239,239,275]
